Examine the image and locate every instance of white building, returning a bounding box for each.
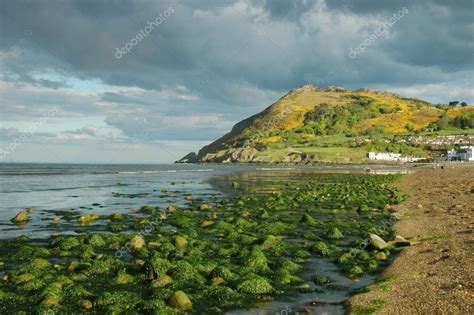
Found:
[446,146,474,161]
[368,152,423,162]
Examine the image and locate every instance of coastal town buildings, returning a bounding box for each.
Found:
[367,152,423,162]
[446,146,474,161]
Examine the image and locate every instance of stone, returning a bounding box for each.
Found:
[129,235,145,249]
[200,203,212,210]
[211,277,225,286]
[174,236,188,249]
[147,241,161,249]
[41,297,59,307]
[11,211,29,223]
[168,291,192,311]
[370,234,388,250]
[393,235,411,247]
[374,252,387,261]
[201,220,214,227]
[77,214,99,224]
[81,300,93,310]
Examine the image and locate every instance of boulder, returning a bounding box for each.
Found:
[168,291,192,310]
[370,234,388,250]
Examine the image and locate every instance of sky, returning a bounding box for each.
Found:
[0,0,473,163]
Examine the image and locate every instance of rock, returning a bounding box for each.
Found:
[115,272,134,284]
[174,236,188,249]
[374,252,387,261]
[393,235,411,247]
[201,220,214,227]
[41,297,59,307]
[129,235,145,249]
[370,234,388,250]
[147,241,161,249]
[313,275,331,285]
[77,214,99,224]
[11,211,29,223]
[210,277,225,286]
[200,203,213,210]
[327,227,344,239]
[81,300,93,310]
[151,275,172,288]
[259,235,282,250]
[168,291,192,311]
[109,213,123,221]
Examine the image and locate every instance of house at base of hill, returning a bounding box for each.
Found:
[446,146,474,161]
[368,152,423,162]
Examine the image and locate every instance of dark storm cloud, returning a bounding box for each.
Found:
[0,0,473,147]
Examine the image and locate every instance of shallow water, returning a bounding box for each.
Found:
[0,163,412,314]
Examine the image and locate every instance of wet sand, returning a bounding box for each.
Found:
[347,163,474,314]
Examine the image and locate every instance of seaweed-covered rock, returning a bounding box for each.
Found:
[200,204,213,210]
[151,274,172,288]
[312,241,330,256]
[174,236,188,249]
[326,227,344,239]
[114,272,134,284]
[11,211,29,223]
[30,258,51,269]
[52,236,81,251]
[246,246,269,272]
[77,214,99,224]
[237,276,274,294]
[300,213,316,225]
[88,234,106,247]
[129,235,145,249]
[168,290,192,311]
[259,235,282,250]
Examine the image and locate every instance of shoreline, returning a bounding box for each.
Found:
[347,163,474,314]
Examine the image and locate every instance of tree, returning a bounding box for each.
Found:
[460,102,468,107]
[448,101,459,107]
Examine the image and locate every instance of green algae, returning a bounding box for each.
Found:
[0,173,404,314]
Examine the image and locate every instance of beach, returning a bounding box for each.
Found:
[348,164,474,314]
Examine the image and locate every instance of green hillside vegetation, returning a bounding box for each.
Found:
[179,85,473,164]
